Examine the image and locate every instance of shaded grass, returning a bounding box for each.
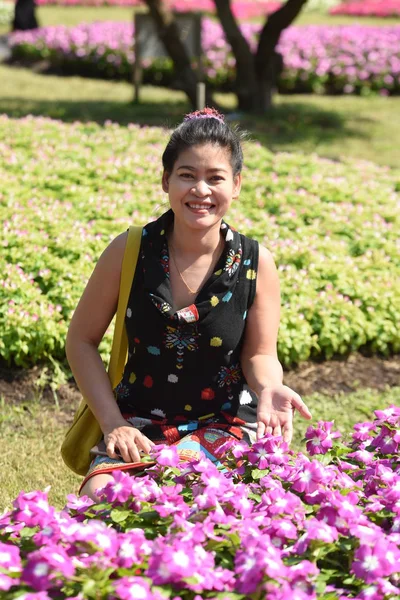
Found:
[1,387,399,512]
[1,64,400,167]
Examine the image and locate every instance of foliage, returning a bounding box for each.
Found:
[1,408,400,598]
[0,115,399,368]
[331,1,400,18]
[0,0,13,25]
[303,0,341,13]
[9,20,400,96]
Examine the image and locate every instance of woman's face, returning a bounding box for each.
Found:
[162,143,241,232]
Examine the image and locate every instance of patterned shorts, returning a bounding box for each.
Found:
[79,421,256,494]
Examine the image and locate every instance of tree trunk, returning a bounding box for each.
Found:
[213,0,308,112]
[213,0,258,112]
[143,0,213,109]
[255,0,308,110]
[13,0,38,31]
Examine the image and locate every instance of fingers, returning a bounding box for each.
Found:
[257,420,282,440]
[273,425,281,437]
[283,419,293,445]
[291,393,312,420]
[256,420,266,440]
[136,434,155,454]
[106,438,118,459]
[117,441,142,463]
[105,427,154,463]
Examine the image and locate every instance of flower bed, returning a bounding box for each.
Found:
[34,0,282,19]
[1,408,400,598]
[0,116,399,369]
[9,21,400,95]
[331,1,400,18]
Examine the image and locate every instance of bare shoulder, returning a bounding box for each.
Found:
[101,230,128,263]
[94,230,129,280]
[256,244,279,291]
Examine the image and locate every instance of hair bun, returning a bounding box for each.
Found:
[184,107,225,124]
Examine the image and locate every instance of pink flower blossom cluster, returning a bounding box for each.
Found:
[1,408,400,598]
[10,20,400,95]
[34,0,282,18]
[331,0,400,18]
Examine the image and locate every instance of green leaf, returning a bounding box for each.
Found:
[110,508,131,524]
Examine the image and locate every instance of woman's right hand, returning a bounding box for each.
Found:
[103,422,155,463]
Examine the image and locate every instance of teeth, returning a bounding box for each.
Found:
[188,204,212,210]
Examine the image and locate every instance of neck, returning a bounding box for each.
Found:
[168,219,223,257]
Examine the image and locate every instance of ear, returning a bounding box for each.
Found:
[232,173,242,199]
[162,170,170,193]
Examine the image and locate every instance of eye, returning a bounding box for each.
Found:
[210,175,224,182]
[180,172,194,179]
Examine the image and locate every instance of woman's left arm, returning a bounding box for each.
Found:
[240,245,312,443]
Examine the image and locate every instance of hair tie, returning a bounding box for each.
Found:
[184,107,225,124]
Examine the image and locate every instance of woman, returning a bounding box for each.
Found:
[66,108,312,501]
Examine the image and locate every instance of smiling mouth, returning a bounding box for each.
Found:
[186,202,215,210]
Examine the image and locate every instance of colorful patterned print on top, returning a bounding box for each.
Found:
[115,209,259,431]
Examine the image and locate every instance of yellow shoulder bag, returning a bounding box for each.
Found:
[61,226,142,476]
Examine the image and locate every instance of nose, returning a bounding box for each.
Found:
[191,179,211,197]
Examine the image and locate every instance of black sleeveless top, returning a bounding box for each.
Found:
[114,209,259,428]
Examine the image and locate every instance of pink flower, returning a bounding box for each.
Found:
[98,469,134,504]
[0,541,22,572]
[151,444,180,467]
[291,461,330,494]
[113,576,162,600]
[305,421,341,455]
[0,573,17,592]
[352,539,400,583]
[352,421,376,443]
[371,425,399,455]
[12,490,55,528]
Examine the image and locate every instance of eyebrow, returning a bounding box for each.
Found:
[176,165,228,173]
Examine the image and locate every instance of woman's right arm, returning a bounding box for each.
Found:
[65,232,153,463]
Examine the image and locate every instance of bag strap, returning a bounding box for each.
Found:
[108,226,142,388]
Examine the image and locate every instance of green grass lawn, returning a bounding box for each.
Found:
[1,386,399,511]
[1,64,399,168]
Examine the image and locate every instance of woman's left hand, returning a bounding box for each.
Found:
[256,384,312,444]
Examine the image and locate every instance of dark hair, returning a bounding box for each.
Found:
[162,108,244,176]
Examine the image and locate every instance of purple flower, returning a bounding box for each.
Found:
[147,538,215,590]
[305,421,341,455]
[65,494,95,512]
[247,436,290,468]
[115,530,151,568]
[352,421,376,443]
[154,485,190,518]
[0,572,17,592]
[113,576,162,600]
[12,490,55,528]
[371,425,399,455]
[98,469,134,504]
[352,539,400,583]
[291,460,331,494]
[151,444,180,467]
[0,541,22,572]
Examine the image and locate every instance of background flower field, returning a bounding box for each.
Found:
[10,20,400,95]
[1,115,399,370]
